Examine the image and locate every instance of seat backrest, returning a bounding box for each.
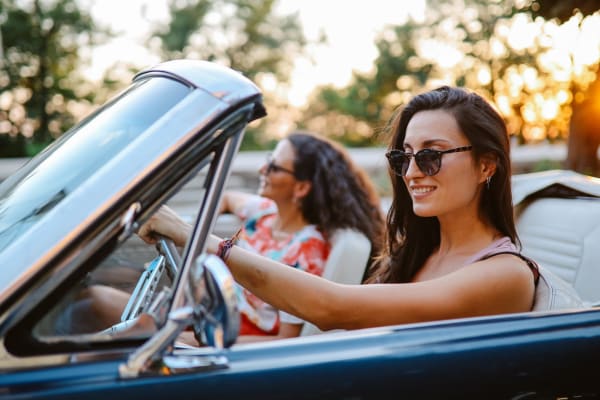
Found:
[516,196,600,306]
[321,229,372,283]
[300,228,371,336]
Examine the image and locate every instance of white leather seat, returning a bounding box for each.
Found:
[320,229,372,284]
[300,228,371,336]
[513,170,600,306]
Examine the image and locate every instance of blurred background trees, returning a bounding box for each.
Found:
[148,0,310,149]
[527,0,600,176]
[302,0,600,175]
[0,0,108,156]
[1,0,599,175]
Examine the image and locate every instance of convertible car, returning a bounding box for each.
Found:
[0,60,599,399]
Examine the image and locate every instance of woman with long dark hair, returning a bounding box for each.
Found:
[142,87,547,333]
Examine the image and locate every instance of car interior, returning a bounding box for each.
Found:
[513,171,600,307]
[14,165,599,354]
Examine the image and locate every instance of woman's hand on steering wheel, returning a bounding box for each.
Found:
[138,205,191,247]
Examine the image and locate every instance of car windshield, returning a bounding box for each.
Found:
[0,77,191,253]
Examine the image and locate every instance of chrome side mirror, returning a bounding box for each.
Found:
[189,254,240,349]
[120,253,239,378]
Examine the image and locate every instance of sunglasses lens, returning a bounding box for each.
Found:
[415,151,441,176]
[387,152,410,176]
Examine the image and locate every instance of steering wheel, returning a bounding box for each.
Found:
[101,236,180,335]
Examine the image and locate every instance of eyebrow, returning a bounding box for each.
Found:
[403,138,453,149]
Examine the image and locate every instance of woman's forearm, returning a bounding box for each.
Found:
[224,244,344,331]
[207,235,411,331]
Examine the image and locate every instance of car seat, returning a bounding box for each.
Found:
[300,228,371,336]
[513,170,600,306]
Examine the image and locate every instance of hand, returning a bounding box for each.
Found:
[137,205,191,247]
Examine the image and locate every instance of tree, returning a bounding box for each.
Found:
[147,0,308,149]
[304,1,537,147]
[305,0,600,177]
[298,20,431,147]
[524,0,600,175]
[0,0,107,156]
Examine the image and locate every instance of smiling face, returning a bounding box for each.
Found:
[257,139,298,203]
[402,109,485,219]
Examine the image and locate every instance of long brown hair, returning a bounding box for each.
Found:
[366,86,518,284]
[287,131,384,270]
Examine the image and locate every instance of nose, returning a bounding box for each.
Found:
[258,162,268,176]
[403,155,423,179]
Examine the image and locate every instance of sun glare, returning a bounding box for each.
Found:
[506,14,541,52]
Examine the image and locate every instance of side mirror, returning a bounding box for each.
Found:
[188,254,240,348]
[120,253,239,378]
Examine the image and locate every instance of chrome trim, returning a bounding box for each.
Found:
[119,128,244,378]
[0,61,264,373]
[119,307,193,378]
[118,202,141,242]
[134,60,261,105]
[174,123,244,310]
[0,89,224,308]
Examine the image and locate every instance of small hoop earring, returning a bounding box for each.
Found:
[486,176,491,189]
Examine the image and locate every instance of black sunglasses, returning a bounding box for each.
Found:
[386,146,473,176]
[265,154,296,176]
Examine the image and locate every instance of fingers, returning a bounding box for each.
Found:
[136,205,191,247]
[137,221,158,244]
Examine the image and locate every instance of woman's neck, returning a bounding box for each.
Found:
[436,214,501,258]
[272,201,309,234]
[413,215,502,282]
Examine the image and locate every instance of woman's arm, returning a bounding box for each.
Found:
[220,191,259,216]
[220,242,536,331]
[138,192,257,246]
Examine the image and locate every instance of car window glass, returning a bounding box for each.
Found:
[0,78,191,253]
[32,164,210,341]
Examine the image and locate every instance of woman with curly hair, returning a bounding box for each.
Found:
[139,131,384,341]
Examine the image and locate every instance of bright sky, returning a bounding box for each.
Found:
[85,0,425,106]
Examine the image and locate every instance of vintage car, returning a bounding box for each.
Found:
[0,59,599,399]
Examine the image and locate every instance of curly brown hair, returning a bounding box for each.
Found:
[287,131,385,272]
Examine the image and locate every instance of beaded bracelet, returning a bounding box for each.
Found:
[216,227,243,262]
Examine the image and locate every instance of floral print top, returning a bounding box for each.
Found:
[234,196,330,335]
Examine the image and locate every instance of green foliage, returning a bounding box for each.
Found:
[148,0,309,151]
[531,158,564,172]
[0,134,25,157]
[240,125,278,150]
[150,0,306,83]
[304,0,600,156]
[0,0,108,156]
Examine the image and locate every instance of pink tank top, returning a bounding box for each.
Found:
[466,236,539,284]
